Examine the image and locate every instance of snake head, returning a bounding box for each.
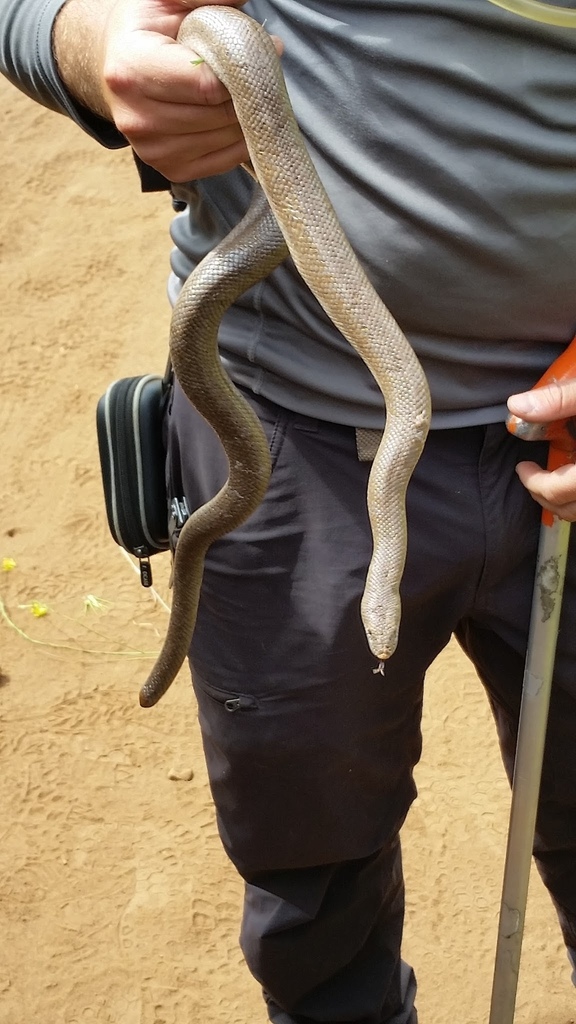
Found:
[361,593,400,664]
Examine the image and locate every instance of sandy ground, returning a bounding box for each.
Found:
[0,78,574,1024]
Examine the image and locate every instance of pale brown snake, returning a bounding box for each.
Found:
[139,6,431,708]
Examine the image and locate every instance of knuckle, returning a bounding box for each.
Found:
[110,109,147,141]
[539,480,564,505]
[102,56,137,98]
[541,380,576,418]
[193,65,231,105]
[542,477,576,507]
[552,386,571,418]
[223,98,239,123]
[134,145,179,179]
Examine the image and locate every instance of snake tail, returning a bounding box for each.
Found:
[139,188,288,707]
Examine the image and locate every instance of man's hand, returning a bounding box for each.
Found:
[55,0,281,180]
[508,380,576,522]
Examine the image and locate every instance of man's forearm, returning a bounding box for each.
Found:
[53,0,115,119]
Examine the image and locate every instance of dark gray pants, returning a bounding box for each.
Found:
[166,382,576,1024]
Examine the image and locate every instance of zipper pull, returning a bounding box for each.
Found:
[224,696,256,712]
[134,546,153,587]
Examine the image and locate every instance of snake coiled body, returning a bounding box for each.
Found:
[139,6,431,708]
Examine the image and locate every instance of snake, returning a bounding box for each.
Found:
[139,5,431,708]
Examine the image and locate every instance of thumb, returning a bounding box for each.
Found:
[508,378,576,423]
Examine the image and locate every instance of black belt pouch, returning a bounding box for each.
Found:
[96,373,172,573]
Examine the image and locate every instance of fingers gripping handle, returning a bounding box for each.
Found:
[507,335,576,523]
[507,334,576,451]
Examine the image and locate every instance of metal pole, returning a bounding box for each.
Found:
[488,512,571,1023]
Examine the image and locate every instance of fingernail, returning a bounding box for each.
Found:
[508,394,538,417]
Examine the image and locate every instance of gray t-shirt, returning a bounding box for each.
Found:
[2,0,576,427]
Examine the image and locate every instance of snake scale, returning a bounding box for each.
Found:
[139,5,431,708]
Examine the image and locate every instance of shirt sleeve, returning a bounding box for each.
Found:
[0,0,126,149]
